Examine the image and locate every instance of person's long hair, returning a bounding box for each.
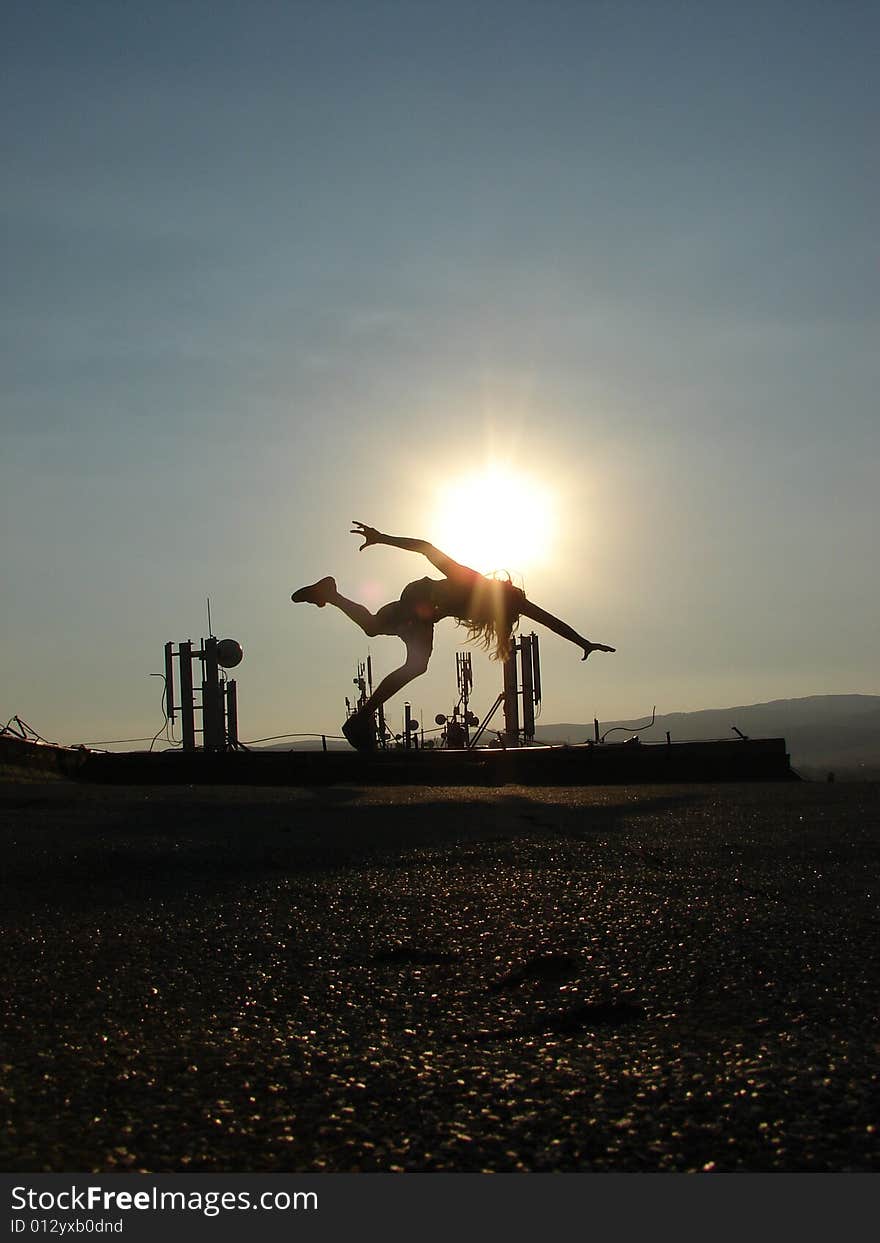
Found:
[459,574,526,663]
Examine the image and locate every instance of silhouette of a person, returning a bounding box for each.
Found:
[292,522,615,751]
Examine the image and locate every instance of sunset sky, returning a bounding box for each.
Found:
[4,0,877,749]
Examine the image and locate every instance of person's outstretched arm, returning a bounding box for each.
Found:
[519,597,616,661]
[350,522,474,579]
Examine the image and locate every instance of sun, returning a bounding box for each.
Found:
[430,464,558,577]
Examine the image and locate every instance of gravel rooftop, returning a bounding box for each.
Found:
[1,778,877,1173]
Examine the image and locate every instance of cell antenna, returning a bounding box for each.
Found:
[207,596,214,638]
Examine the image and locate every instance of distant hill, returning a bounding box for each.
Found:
[535,694,880,779]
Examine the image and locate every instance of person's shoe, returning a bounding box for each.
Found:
[291,576,336,606]
[342,713,376,752]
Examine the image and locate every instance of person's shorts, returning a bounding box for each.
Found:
[399,577,439,624]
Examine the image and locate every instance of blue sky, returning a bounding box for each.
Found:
[3,0,877,747]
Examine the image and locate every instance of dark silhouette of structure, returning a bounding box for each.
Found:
[345,655,389,748]
[435,651,480,748]
[466,631,542,748]
[163,636,243,751]
[291,522,614,752]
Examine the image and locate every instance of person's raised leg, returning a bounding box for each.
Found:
[292,578,403,637]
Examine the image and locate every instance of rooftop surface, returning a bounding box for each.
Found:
[2,778,877,1172]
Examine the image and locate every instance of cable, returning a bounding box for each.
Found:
[78,737,161,746]
[240,732,346,745]
[148,675,170,753]
[145,673,183,752]
[600,705,657,743]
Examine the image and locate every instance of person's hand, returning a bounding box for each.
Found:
[582,641,616,660]
[350,521,382,551]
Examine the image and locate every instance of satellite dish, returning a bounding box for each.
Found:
[216,638,243,669]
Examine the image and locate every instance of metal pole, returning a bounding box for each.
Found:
[469,693,505,749]
[502,645,520,747]
[164,642,176,724]
[458,651,473,745]
[202,636,223,750]
[520,634,535,741]
[377,704,386,749]
[179,641,195,751]
[404,702,412,750]
[530,632,541,705]
[225,680,238,748]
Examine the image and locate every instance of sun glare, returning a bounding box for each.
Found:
[431,465,558,578]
